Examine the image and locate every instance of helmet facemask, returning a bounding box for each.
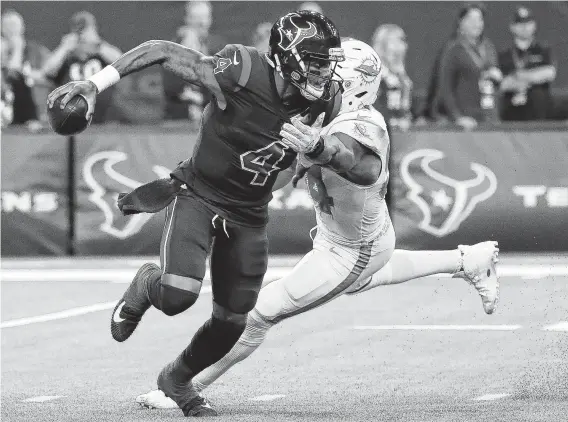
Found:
[272,45,344,101]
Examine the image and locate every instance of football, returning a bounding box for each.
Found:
[48,95,91,136]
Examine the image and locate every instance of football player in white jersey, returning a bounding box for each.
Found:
[136,39,499,410]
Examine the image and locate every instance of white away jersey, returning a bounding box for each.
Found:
[305,106,391,246]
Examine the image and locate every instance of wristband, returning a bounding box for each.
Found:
[305,136,337,165]
[88,65,120,93]
[306,137,325,158]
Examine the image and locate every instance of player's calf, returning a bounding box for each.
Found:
[181,308,247,375]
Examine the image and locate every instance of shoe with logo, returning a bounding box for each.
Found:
[110,262,158,342]
[157,357,218,417]
[453,241,499,314]
[136,389,178,409]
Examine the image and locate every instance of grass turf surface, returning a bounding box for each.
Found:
[2,258,567,421]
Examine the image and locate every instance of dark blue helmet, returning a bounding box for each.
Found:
[269,10,344,101]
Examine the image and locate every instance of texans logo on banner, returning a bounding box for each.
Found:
[82,151,313,240]
[400,149,497,237]
[82,151,171,239]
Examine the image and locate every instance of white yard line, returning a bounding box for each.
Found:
[2,264,568,283]
[542,321,568,332]
[1,302,117,328]
[472,393,511,401]
[1,286,212,329]
[353,325,522,331]
[0,268,291,283]
[1,269,141,282]
[249,394,286,402]
[22,396,65,403]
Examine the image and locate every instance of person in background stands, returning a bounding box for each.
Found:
[437,3,502,130]
[162,1,224,127]
[372,24,413,132]
[498,6,556,121]
[298,2,323,14]
[1,42,16,128]
[1,9,50,130]
[251,22,272,52]
[40,11,122,124]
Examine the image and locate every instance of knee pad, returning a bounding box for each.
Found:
[159,284,199,316]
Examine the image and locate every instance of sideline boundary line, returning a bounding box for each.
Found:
[3,265,568,283]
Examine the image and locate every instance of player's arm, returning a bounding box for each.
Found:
[108,41,220,91]
[271,161,296,192]
[47,40,225,119]
[280,114,383,185]
[305,132,382,185]
[304,133,356,173]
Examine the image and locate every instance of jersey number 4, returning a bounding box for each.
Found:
[240,141,288,186]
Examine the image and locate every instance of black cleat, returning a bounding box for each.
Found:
[183,395,218,417]
[110,262,158,342]
[157,358,218,417]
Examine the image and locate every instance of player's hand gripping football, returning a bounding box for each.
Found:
[279,112,325,154]
[47,80,98,121]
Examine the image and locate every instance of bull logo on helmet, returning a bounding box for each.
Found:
[277,13,318,52]
[400,149,497,237]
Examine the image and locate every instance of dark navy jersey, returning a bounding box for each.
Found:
[171,44,298,226]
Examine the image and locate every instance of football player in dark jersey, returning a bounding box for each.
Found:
[48,10,344,417]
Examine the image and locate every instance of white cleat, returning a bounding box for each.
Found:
[136,389,178,409]
[453,241,500,314]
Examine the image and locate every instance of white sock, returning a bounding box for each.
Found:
[348,249,462,294]
[192,310,273,392]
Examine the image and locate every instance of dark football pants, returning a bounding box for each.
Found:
[158,191,268,316]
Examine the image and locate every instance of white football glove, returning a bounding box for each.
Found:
[279,113,325,154]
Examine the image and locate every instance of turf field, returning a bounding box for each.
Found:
[2,255,567,421]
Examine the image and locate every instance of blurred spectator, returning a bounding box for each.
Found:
[162,1,224,126]
[437,3,502,130]
[418,43,453,124]
[40,11,122,124]
[1,9,50,129]
[372,24,413,131]
[1,43,15,127]
[298,2,323,14]
[251,22,272,52]
[498,7,556,121]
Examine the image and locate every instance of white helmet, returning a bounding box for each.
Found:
[336,38,382,113]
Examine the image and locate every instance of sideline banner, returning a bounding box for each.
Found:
[74,125,315,255]
[390,130,568,251]
[1,129,69,255]
[7,125,564,256]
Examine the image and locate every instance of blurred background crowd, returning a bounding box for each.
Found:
[2,1,567,133]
